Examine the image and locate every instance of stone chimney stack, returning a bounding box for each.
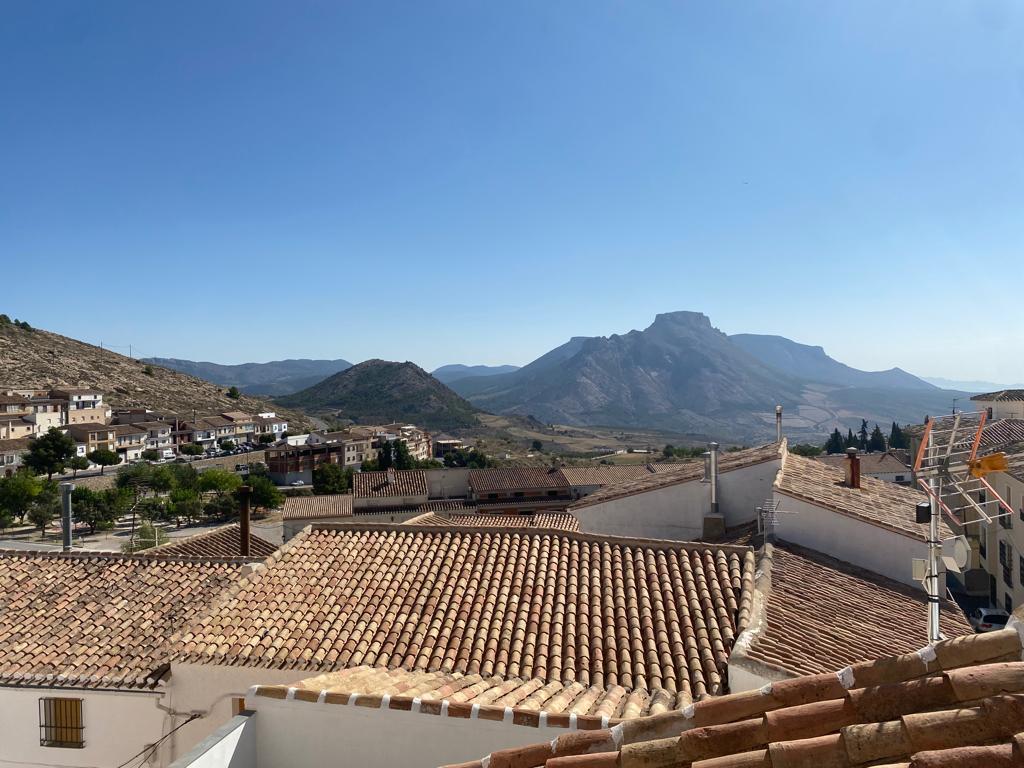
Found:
[238,485,252,557]
[387,467,397,485]
[845,447,861,489]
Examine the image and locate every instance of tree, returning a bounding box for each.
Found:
[376,442,394,471]
[73,486,129,535]
[247,475,284,513]
[226,386,241,400]
[845,429,858,449]
[67,456,90,477]
[141,449,161,462]
[258,433,276,444]
[27,480,59,534]
[143,364,155,376]
[867,424,887,453]
[392,440,414,470]
[23,428,76,478]
[219,439,236,451]
[443,447,494,469]
[824,429,845,454]
[662,444,675,458]
[169,488,203,526]
[858,420,869,450]
[87,448,121,475]
[313,463,353,494]
[790,443,823,457]
[198,468,242,496]
[122,521,168,553]
[0,470,42,525]
[203,493,238,520]
[889,422,909,450]
[533,440,545,453]
[180,443,204,456]
[167,462,199,492]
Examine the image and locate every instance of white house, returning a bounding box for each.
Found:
[972,389,1024,420]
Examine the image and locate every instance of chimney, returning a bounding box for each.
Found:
[238,485,252,558]
[708,442,720,515]
[387,467,397,485]
[845,447,861,489]
[60,482,74,553]
[775,405,783,443]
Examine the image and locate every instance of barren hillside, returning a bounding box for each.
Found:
[0,321,311,428]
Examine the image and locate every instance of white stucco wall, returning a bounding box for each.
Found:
[247,694,571,768]
[0,686,167,768]
[169,713,256,768]
[771,493,928,588]
[424,468,472,499]
[163,664,304,766]
[574,460,779,541]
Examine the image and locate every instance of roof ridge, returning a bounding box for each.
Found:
[0,548,252,565]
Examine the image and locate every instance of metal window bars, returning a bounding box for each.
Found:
[39,697,84,748]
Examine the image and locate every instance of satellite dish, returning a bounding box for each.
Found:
[942,535,971,571]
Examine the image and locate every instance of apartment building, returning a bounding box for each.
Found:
[113,423,148,463]
[0,437,30,477]
[377,423,431,461]
[136,420,175,454]
[64,423,117,458]
[52,388,112,425]
[221,411,257,443]
[254,412,288,441]
[973,389,1024,420]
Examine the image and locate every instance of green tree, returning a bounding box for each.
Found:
[24,428,76,478]
[226,386,241,400]
[247,475,284,513]
[203,493,239,520]
[258,433,276,444]
[141,449,161,462]
[167,462,199,492]
[73,486,129,535]
[376,442,394,471]
[27,480,60,534]
[180,443,204,456]
[218,439,236,451]
[392,440,414,470]
[312,462,353,494]
[532,440,544,453]
[67,455,90,477]
[867,424,887,453]
[662,444,675,458]
[845,429,858,449]
[443,447,493,468]
[858,420,869,450]
[790,443,823,457]
[824,429,845,454]
[0,470,42,525]
[889,422,908,450]
[198,468,242,496]
[143,364,155,376]
[87,448,121,475]
[122,521,168,553]
[168,488,203,525]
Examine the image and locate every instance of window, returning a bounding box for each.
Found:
[979,531,987,558]
[1006,594,1014,614]
[1001,487,1014,529]
[895,475,905,482]
[39,698,84,748]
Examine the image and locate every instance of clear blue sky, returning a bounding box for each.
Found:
[2,2,1022,381]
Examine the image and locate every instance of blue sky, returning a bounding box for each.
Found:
[2,2,1022,381]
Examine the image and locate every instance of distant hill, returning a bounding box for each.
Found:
[431,364,520,384]
[921,376,1024,393]
[143,357,352,396]
[729,334,935,391]
[449,311,966,443]
[276,360,480,431]
[0,321,310,426]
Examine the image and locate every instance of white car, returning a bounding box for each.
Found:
[290,480,305,487]
[968,607,1010,633]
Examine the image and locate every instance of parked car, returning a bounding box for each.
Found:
[290,480,305,486]
[969,607,1010,633]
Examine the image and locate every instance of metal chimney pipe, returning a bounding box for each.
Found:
[59,482,75,552]
[775,405,783,443]
[708,442,719,516]
[845,447,861,489]
[238,485,252,558]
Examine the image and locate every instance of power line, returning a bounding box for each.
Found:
[114,713,199,768]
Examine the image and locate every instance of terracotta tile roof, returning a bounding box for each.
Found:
[0,549,242,690]
[152,524,277,561]
[176,523,755,699]
[981,419,1024,447]
[0,437,31,452]
[112,423,147,436]
[570,444,781,510]
[775,451,953,540]
[446,625,1024,768]
[972,389,1024,402]
[557,465,659,486]
[404,511,581,532]
[815,450,910,475]
[469,467,571,493]
[418,499,475,513]
[738,541,972,678]
[252,665,686,728]
[353,469,428,498]
[282,493,354,521]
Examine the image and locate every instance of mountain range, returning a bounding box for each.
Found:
[276,360,480,432]
[447,312,965,442]
[143,357,352,396]
[431,364,520,384]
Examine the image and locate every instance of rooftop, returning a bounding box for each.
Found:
[468,467,572,493]
[0,549,242,690]
[972,389,1024,402]
[353,469,428,498]
[175,524,755,699]
[815,450,910,474]
[570,443,781,510]
[0,437,31,452]
[404,510,581,531]
[447,625,1024,768]
[152,524,277,561]
[282,493,354,521]
[737,541,972,678]
[556,464,658,486]
[775,451,952,541]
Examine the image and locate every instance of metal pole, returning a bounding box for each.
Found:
[59,482,75,552]
[926,431,941,644]
[238,485,252,558]
[775,405,783,443]
[708,442,719,516]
